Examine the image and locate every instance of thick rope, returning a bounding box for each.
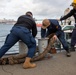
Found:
[0,33,55,65]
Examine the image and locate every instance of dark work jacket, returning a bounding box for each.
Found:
[41,19,62,38]
[60,8,76,24]
[14,15,37,37]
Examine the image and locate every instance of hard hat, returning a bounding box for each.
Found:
[71,0,76,6]
[73,0,76,4]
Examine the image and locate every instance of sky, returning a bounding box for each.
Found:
[0,0,72,20]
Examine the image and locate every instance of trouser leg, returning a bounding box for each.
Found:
[22,36,36,58]
[58,32,71,57]
[27,42,36,58]
[0,33,19,58]
[71,29,76,51]
[15,26,37,69]
[18,28,36,58]
[58,32,70,53]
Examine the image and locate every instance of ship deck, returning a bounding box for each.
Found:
[0,51,76,75]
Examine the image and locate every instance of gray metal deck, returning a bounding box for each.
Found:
[0,51,76,75]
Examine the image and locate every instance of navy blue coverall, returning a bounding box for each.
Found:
[60,8,76,47]
[0,15,37,58]
[41,19,69,53]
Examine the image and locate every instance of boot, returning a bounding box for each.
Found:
[23,57,36,69]
[66,52,71,57]
[66,50,71,57]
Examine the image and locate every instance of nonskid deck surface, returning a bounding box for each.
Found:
[0,51,76,75]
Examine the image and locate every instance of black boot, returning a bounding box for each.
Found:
[66,50,71,57]
[66,52,71,57]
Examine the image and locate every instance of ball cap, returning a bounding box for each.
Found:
[42,19,50,29]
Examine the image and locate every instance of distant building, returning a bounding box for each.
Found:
[0,18,16,24]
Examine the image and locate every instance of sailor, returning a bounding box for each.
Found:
[41,19,71,57]
[58,0,76,51]
[0,11,37,69]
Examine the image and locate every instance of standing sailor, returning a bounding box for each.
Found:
[58,0,76,51]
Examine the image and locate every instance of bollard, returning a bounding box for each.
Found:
[38,38,49,54]
[19,40,28,54]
